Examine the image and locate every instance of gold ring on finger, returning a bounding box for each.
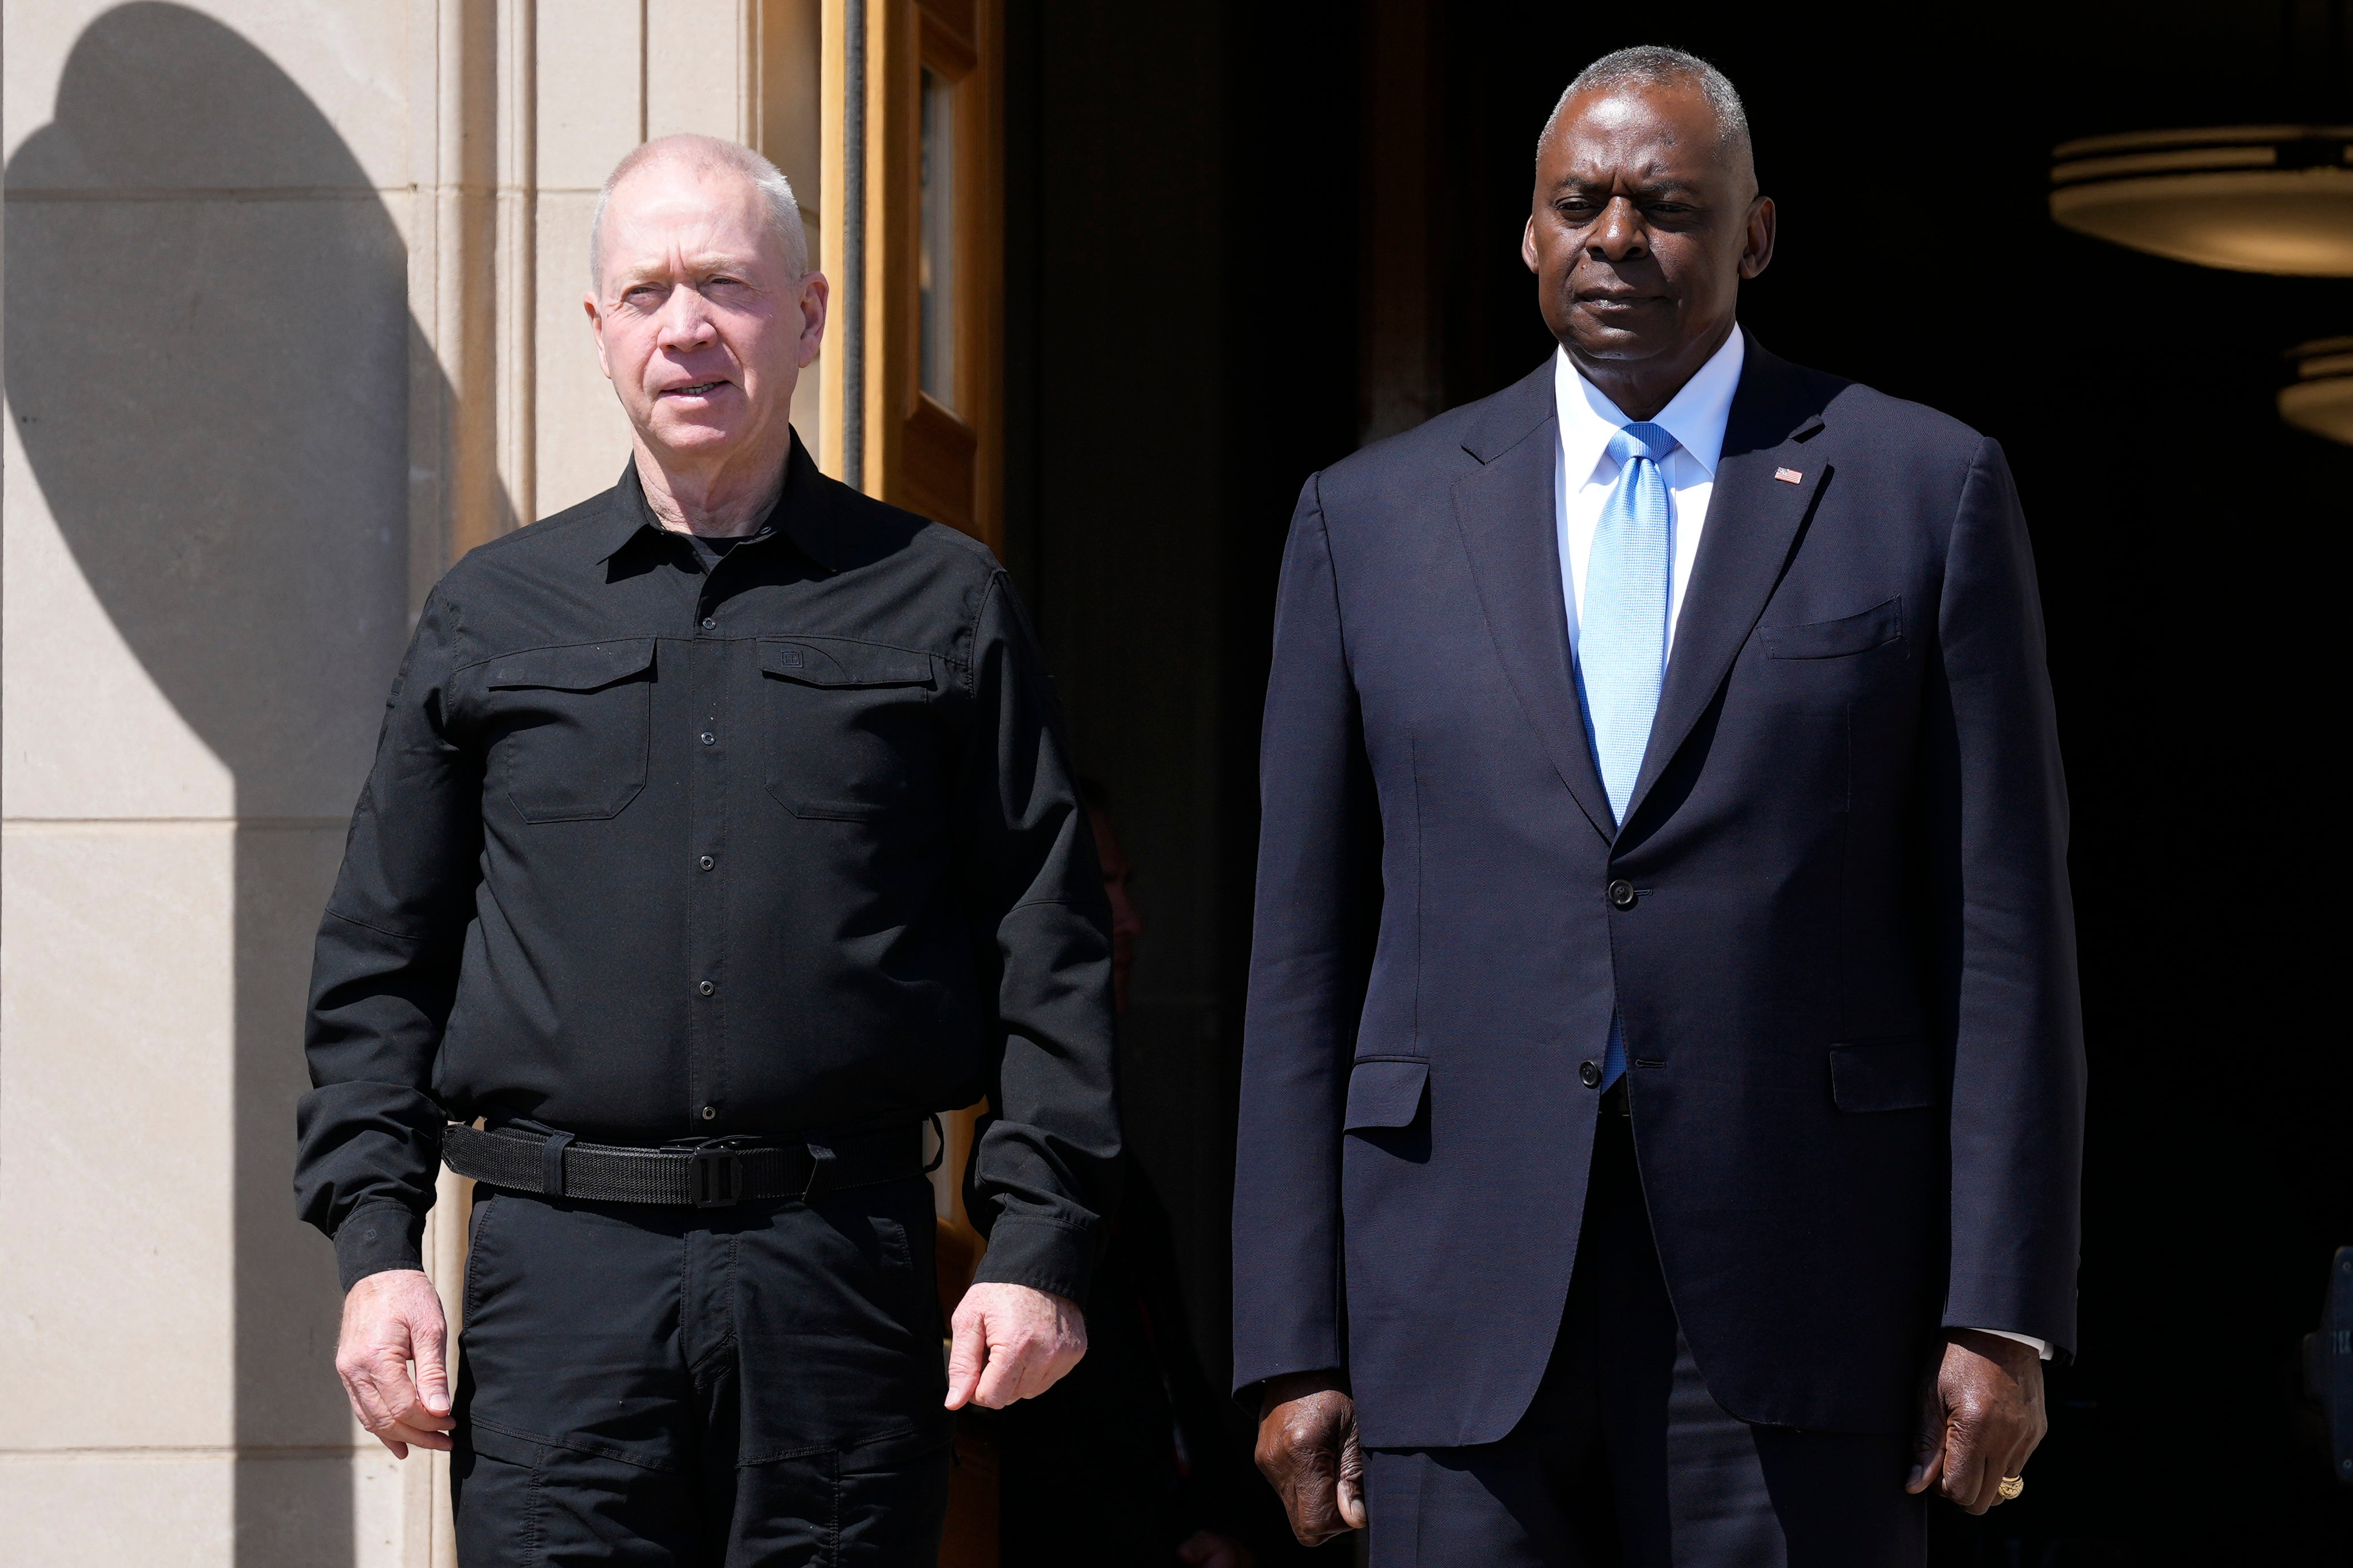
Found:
[1996,1475,2024,1502]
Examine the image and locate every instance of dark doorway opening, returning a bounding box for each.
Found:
[1006,3,2353,1562]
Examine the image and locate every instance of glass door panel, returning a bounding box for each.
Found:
[919,66,958,412]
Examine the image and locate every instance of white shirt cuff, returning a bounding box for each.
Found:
[1970,1327,2052,1360]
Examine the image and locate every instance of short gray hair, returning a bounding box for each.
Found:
[1541,45,1752,169]
[589,134,810,292]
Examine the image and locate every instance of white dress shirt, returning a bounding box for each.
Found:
[1551,325,2052,1364]
[1552,324,1743,661]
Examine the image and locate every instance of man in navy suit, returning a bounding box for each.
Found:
[1233,46,2083,1564]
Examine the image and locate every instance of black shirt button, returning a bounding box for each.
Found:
[701,617,716,629]
[698,980,715,996]
[701,1105,717,1121]
[700,731,716,745]
[1607,879,1637,909]
[1579,1060,1603,1089]
[699,855,715,871]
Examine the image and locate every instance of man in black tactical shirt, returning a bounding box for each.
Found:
[294,133,1119,1562]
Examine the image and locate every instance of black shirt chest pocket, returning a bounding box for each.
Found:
[483,640,657,823]
[758,639,939,821]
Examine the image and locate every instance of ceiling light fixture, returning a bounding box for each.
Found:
[2049,126,2353,276]
[2280,337,2353,442]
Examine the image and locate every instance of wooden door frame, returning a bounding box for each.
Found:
[819,0,1001,1283]
[823,0,1004,554]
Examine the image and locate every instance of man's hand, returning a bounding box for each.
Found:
[1907,1328,2046,1514]
[1255,1372,1365,1546]
[943,1282,1086,1409]
[336,1268,455,1459]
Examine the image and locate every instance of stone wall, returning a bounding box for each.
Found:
[1,5,819,1563]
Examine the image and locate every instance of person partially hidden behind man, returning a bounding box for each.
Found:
[294,134,1120,1562]
[1235,47,2083,1565]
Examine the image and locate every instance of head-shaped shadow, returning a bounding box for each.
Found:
[8,6,490,1561]
[7,2,411,783]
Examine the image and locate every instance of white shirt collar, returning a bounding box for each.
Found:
[1554,322,1746,486]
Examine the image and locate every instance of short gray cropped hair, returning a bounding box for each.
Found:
[589,134,810,291]
[1540,45,1752,169]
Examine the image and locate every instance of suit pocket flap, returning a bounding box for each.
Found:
[485,639,656,692]
[1829,1038,1936,1112]
[1761,597,1904,659]
[1344,1058,1429,1131]
[759,638,935,689]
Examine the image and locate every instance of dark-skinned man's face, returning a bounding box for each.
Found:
[1523,82,1774,409]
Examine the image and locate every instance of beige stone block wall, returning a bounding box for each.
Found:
[0,440,234,819]
[535,0,644,189]
[2,2,419,1560]
[0,1448,407,1568]
[534,185,635,516]
[0,1455,242,1567]
[4,3,823,1564]
[1,1,412,191]
[2,827,238,1449]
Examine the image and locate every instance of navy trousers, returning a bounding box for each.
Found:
[1363,1109,1926,1567]
[450,1178,950,1566]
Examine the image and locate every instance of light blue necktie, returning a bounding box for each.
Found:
[1578,421,1676,1091]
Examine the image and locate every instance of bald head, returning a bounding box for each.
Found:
[581,132,829,525]
[1540,46,1755,200]
[590,134,808,293]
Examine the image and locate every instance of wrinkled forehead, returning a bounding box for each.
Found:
[1543,84,1737,186]
[600,160,781,273]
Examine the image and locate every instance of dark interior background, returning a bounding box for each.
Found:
[1002,2,2353,1561]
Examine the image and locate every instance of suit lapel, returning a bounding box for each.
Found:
[1621,347,1830,828]
[1451,364,1616,844]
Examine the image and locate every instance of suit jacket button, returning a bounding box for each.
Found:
[1579,1060,1603,1089]
[1607,879,1637,909]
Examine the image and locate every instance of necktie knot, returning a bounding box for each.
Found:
[1606,421,1677,469]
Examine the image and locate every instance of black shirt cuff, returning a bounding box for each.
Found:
[969,1217,1096,1306]
[333,1200,427,1291]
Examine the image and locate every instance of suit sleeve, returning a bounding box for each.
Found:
[958,570,1123,1306]
[1231,476,1380,1397]
[294,587,484,1290]
[1930,438,2086,1355]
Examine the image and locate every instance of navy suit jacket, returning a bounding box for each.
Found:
[1232,344,2084,1448]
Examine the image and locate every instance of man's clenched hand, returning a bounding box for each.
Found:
[337,1269,455,1459]
[1255,1372,1365,1546]
[1908,1328,2046,1514]
[944,1282,1086,1409]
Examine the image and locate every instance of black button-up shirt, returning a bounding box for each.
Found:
[296,442,1119,1299]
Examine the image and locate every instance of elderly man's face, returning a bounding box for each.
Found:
[586,160,823,465]
[1522,83,1771,381]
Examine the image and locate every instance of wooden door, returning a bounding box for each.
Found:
[819,5,1006,1559]
[831,0,1005,1262]
[825,0,1004,552]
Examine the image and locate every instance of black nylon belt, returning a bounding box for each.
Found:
[443,1119,934,1208]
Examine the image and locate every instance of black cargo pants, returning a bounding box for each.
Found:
[450,1176,951,1566]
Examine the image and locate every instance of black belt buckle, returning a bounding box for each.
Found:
[687,1144,746,1208]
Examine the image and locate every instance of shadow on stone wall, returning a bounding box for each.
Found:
[7,6,488,1561]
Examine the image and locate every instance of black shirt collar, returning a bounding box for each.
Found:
[591,434,850,571]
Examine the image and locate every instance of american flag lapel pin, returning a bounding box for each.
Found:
[1773,466,1803,484]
